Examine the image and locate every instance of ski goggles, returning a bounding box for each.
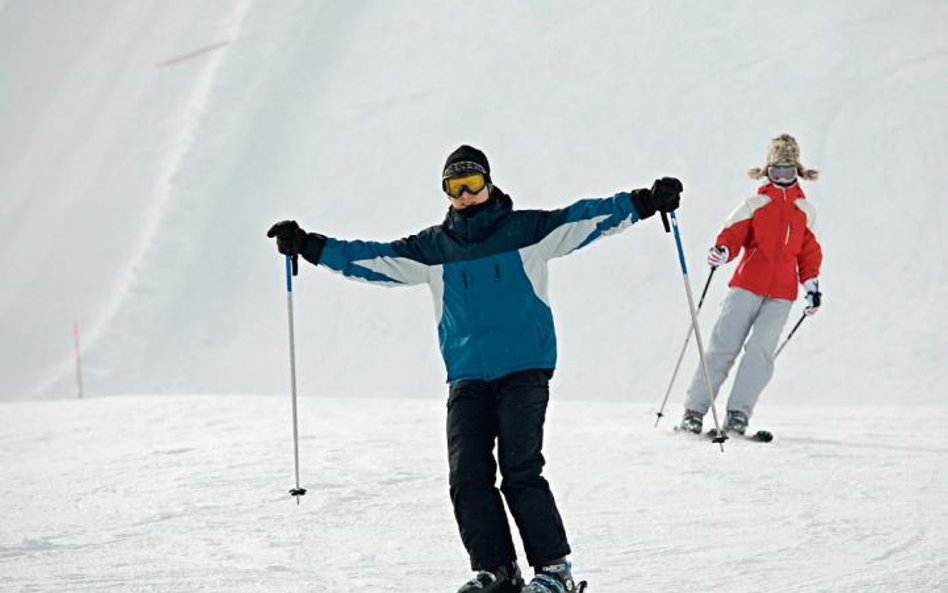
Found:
[443,173,488,199]
[767,164,798,184]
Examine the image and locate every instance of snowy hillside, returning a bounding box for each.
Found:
[2,396,946,591]
[1,1,947,404]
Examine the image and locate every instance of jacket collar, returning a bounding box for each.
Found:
[442,186,513,243]
[759,181,805,200]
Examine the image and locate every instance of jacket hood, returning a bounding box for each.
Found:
[759,181,806,199]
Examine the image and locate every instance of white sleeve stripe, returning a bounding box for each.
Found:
[796,200,818,237]
[428,264,445,323]
[356,256,430,286]
[526,214,612,261]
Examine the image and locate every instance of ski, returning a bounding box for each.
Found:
[672,426,726,445]
[706,428,773,443]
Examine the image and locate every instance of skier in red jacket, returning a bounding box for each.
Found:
[680,134,823,435]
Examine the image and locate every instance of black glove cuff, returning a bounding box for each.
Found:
[630,188,655,220]
[300,232,328,265]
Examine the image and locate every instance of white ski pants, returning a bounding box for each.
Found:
[684,287,792,418]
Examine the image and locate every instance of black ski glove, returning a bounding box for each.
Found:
[651,177,683,213]
[267,220,307,255]
[266,220,327,264]
[630,177,683,219]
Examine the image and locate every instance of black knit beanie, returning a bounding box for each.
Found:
[442,145,491,183]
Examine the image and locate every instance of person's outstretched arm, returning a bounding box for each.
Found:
[528,177,682,259]
[267,220,431,287]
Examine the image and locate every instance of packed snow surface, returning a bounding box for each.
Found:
[2,396,947,592]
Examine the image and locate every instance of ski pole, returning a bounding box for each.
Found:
[283,254,307,504]
[661,211,726,449]
[654,266,716,426]
[774,313,806,359]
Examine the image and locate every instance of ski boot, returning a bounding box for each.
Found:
[522,560,586,593]
[457,561,524,593]
[678,410,704,434]
[725,410,748,435]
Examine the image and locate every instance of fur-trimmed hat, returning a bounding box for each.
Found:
[748,134,819,181]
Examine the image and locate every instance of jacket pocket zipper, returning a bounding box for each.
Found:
[785,223,792,245]
[737,248,757,276]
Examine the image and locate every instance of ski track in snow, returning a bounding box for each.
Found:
[28,0,255,400]
[1,396,946,592]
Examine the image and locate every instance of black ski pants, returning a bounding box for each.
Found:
[447,369,571,570]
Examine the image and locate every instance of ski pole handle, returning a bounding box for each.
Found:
[660,210,671,233]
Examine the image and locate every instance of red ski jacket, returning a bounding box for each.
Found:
[716,182,822,301]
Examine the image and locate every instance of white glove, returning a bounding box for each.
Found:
[803,278,821,316]
[707,245,729,268]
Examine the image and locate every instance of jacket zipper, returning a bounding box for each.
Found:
[785,222,792,245]
[768,186,789,297]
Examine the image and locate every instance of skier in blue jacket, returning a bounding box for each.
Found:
[267,145,682,593]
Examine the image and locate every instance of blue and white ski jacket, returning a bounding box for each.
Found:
[303,188,643,383]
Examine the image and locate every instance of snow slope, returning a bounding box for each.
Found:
[2,396,946,591]
[1,1,947,404]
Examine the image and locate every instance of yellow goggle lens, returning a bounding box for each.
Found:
[444,173,487,198]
